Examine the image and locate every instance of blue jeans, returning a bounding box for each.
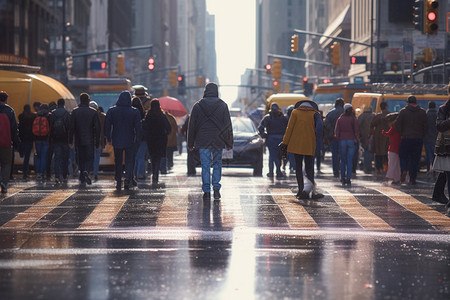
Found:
[339,140,356,181]
[35,141,49,174]
[53,142,69,179]
[21,140,33,174]
[330,139,340,177]
[199,148,223,192]
[424,142,435,171]
[93,147,102,176]
[266,135,283,175]
[399,138,423,181]
[134,141,148,178]
[114,147,134,183]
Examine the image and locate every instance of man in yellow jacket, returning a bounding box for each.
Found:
[281,100,324,200]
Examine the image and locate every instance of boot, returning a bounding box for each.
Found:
[400,171,407,183]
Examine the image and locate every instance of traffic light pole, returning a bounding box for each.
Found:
[267,53,332,66]
[70,44,154,58]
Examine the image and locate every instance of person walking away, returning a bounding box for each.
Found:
[358,106,375,173]
[315,110,324,174]
[32,103,51,181]
[45,101,57,180]
[142,99,171,185]
[0,91,19,193]
[165,111,178,170]
[131,97,147,181]
[258,103,288,178]
[424,101,438,175]
[324,98,345,178]
[18,104,36,179]
[188,83,233,200]
[133,85,152,112]
[370,102,390,175]
[182,114,199,175]
[432,94,450,215]
[280,100,324,200]
[104,91,142,191]
[50,99,70,184]
[395,95,427,185]
[284,105,296,174]
[335,103,359,186]
[382,113,401,184]
[69,93,101,186]
[89,101,106,181]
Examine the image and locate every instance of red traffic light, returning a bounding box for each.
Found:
[148,57,155,70]
[265,64,272,71]
[148,58,155,64]
[177,76,183,81]
[303,77,308,82]
[100,61,107,69]
[273,81,278,86]
[427,11,436,21]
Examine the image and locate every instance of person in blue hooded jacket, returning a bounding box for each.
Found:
[104,91,142,191]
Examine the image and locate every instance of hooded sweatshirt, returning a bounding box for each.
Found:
[395,104,427,139]
[187,83,233,149]
[104,91,142,149]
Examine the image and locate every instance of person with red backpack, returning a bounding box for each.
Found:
[32,103,51,180]
[0,91,19,193]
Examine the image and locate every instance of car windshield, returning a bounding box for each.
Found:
[385,99,446,113]
[313,93,344,105]
[89,92,121,112]
[231,117,256,133]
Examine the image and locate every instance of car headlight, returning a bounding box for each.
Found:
[250,137,261,144]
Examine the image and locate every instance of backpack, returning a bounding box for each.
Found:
[0,112,11,148]
[32,116,50,137]
[52,112,68,138]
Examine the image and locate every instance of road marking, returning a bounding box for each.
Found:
[0,187,27,202]
[156,189,189,227]
[270,189,319,229]
[0,190,76,230]
[327,188,395,231]
[373,186,450,231]
[78,193,129,230]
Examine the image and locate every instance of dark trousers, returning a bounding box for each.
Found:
[0,147,12,185]
[53,142,69,179]
[399,138,423,181]
[46,143,54,177]
[150,154,162,183]
[76,144,94,182]
[114,147,134,183]
[294,154,314,193]
[375,155,387,171]
[21,140,33,175]
[330,139,340,177]
[432,172,450,204]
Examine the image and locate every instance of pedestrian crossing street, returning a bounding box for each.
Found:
[1,174,450,232]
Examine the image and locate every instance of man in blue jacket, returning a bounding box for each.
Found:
[188,83,233,201]
[104,91,142,191]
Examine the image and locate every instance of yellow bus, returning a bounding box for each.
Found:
[264,93,310,114]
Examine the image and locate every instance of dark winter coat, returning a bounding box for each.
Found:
[0,102,19,147]
[358,110,375,148]
[50,105,70,144]
[18,110,35,142]
[70,103,101,147]
[370,110,390,155]
[258,111,288,137]
[435,103,450,156]
[188,83,233,150]
[424,107,438,144]
[395,104,428,139]
[324,105,344,140]
[104,91,142,149]
[143,105,171,157]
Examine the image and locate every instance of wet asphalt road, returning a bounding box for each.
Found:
[0,153,449,299]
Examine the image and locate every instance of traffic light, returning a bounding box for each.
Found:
[302,77,313,96]
[148,57,155,70]
[169,70,178,87]
[290,34,299,52]
[330,42,340,66]
[273,80,281,93]
[350,56,367,64]
[116,54,125,75]
[177,74,185,95]
[265,63,272,74]
[272,59,282,80]
[413,0,424,32]
[197,76,204,87]
[424,0,439,34]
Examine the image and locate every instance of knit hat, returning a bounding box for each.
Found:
[89,101,98,110]
[344,103,352,111]
[270,103,280,111]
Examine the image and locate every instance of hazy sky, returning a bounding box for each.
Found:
[206,0,256,103]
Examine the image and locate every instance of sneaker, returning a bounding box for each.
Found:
[203,192,211,200]
[266,173,274,178]
[36,174,43,181]
[94,175,98,182]
[276,173,286,179]
[346,179,351,186]
[0,182,7,194]
[213,189,221,200]
[296,191,309,200]
[55,178,61,185]
[132,178,138,187]
[83,171,92,185]
[311,192,324,199]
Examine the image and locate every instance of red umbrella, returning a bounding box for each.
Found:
[158,96,187,117]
